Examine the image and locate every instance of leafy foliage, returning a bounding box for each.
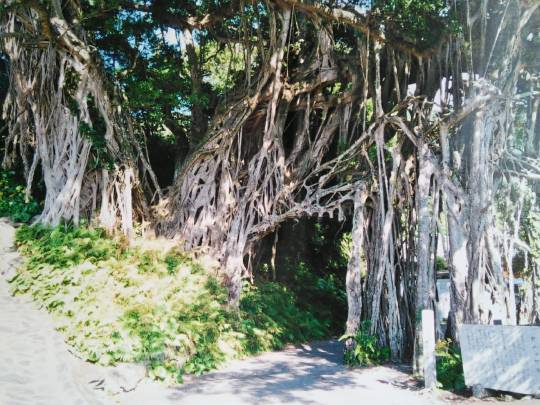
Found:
[341,321,390,366]
[285,261,346,334]
[435,256,448,271]
[374,0,451,49]
[435,339,465,392]
[240,282,328,348]
[0,170,40,222]
[262,220,350,336]
[11,224,330,383]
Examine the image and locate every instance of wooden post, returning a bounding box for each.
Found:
[422,309,437,389]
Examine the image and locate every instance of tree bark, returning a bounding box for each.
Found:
[344,184,367,350]
[413,140,436,376]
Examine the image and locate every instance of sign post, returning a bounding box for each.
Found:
[422,309,437,389]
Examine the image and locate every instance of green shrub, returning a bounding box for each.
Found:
[435,256,448,271]
[436,339,465,392]
[15,224,121,270]
[240,282,328,351]
[341,321,390,366]
[285,260,345,335]
[164,249,189,275]
[0,170,40,222]
[11,224,331,383]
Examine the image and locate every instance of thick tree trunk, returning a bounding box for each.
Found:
[413,141,436,376]
[344,184,367,350]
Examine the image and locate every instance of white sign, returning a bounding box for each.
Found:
[460,325,540,395]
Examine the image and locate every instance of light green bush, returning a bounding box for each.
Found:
[11,224,329,383]
[435,339,465,392]
[341,321,390,366]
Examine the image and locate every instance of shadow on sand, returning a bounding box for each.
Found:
[166,341,363,404]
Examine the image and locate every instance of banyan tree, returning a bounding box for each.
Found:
[0,0,161,234]
[1,0,539,368]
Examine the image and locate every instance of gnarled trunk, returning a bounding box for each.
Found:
[1,3,159,232]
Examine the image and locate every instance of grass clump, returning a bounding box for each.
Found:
[340,321,390,366]
[0,170,40,223]
[11,224,329,383]
[436,339,465,392]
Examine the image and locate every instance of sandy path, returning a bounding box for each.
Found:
[0,219,112,405]
[1,218,539,405]
[122,340,470,405]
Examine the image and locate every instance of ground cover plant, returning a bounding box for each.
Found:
[341,321,390,367]
[435,339,465,392]
[10,224,329,383]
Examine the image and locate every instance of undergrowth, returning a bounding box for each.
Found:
[11,224,329,383]
[285,260,346,335]
[435,339,465,392]
[0,170,40,222]
[341,321,390,366]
